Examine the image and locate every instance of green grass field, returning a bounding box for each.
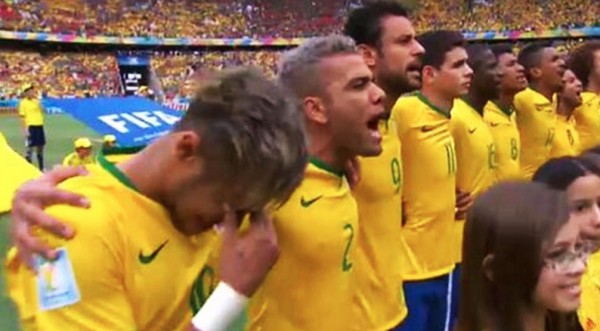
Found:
[0,114,246,330]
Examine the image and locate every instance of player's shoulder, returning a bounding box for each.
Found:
[451,99,471,119]
[48,166,126,226]
[483,101,499,117]
[393,91,422,109]
[57,165,117,193]
[392,92,431,125]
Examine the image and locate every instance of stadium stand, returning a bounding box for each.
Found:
[0,0,597,100]
[0,0,598,38]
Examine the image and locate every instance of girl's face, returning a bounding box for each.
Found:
[567,174,600,244]
[534,220,587,312]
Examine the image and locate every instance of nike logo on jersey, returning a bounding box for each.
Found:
[468,128,477,134]
[301,195,323,208]
[139,240,168,264]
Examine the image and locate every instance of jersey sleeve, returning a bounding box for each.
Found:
[33,188,136,330]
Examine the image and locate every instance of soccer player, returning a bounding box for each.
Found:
[247,35,386,331]
[344,2,424,330]
[448,43,500,328]
[18,83,46,170]
[514,42,566,179]
[484,44,528,181]
[6,68,309,331]
[62,138,96,166]
[550,69,584,158]
[392,30,472,331]
[568,41,600,151]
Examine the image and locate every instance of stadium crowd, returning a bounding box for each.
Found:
[0,0,598,100]
[0,38,589,100]
[0,50,121,99]
[0,0,598,38]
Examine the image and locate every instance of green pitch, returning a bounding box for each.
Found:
[0,114,246,330]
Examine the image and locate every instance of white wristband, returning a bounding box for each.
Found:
[191,281,249,331]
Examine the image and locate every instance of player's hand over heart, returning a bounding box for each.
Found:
[455,188,473,220]
[11,165,89,269]
[219,207,279,297]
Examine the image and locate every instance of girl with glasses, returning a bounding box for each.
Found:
[457,182,587,331]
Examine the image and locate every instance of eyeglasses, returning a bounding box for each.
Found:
[542,241,594,273]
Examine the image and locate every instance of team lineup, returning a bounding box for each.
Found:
[4,1,600,331]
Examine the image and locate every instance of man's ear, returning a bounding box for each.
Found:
[482,254,495,282]
[530,67,543,80]
[173,131,201,162]
[357,44,377,67]
[302,97,328,125]
[422,65,437,82]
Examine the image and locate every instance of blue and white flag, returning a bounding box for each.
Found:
[46,97,182,147]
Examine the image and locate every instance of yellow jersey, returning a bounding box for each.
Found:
[450,99,496,263]
[484,101,522,181]
[514,87,557,179]
[549,114,580,158]
[352,118,408,330]
[62,152,96,167]
[392,92,456,280]
[18,98,44,126]
[0,132,41,213]
[573,92,600,152]
[5,154,217,331]
[248,159,359,331]
[579,251,600,331]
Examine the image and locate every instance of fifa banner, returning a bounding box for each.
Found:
[46,96,182,147]
[118,55,151,96]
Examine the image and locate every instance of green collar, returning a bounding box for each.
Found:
[97,146,145,192]
[416,91,451,118]
[309,156,344,178]
[492,100,514,117]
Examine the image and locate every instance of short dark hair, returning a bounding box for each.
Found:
[466,44,492,71]
[490,43,515,59]
[175,67,308,210]
[344,0,409,48]
[517,41,552,80]
[567,40,600,88]
[418,30,466,69]
[532,156,600,190]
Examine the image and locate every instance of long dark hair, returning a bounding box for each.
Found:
[457,182,574,331]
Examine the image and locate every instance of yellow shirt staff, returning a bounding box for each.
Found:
[62,138,96,167]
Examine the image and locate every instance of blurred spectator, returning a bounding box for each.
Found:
[0,37,590,100]
[0,0,597,38]
[0,50,120,98]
